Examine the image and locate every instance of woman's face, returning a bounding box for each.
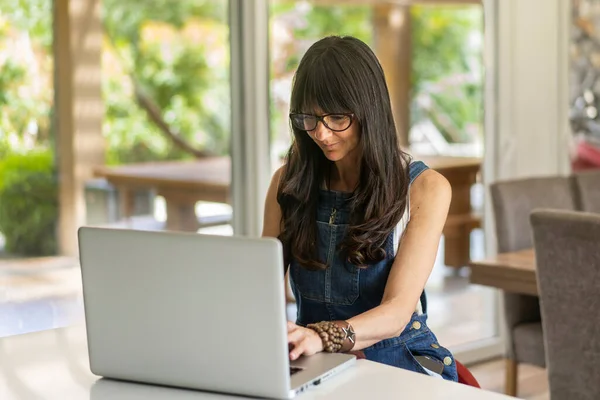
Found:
[304,112,361,162]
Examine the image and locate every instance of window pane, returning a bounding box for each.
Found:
[100,0,233,237]
[0,0,61,336]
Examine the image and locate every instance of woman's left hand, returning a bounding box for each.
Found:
[287,321,324,360]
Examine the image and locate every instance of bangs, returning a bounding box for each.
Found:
[294,55,357,115]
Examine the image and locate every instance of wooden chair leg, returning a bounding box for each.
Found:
[505,358,518,397]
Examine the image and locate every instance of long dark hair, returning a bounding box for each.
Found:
[278,36,411,270]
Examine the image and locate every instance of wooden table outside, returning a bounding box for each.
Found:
[94,157,230,232]
[94,155,481,268]
[469,248,538,296]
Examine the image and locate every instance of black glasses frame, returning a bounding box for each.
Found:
[289,113,355,132]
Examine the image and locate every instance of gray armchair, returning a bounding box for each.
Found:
[489,176,576,396]
[571,169,600,214]
[530,209,600,400]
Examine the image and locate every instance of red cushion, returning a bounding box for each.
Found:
[348,353,480,387]
[456,360,481,388]
[573,140,600,171]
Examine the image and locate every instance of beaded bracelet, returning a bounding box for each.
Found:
[307,320,356,353]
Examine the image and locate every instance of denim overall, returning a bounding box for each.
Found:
[289,161,458,381]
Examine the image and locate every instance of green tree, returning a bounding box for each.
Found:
[0,0,53,49]
[269,3,372,147]
[411,5,483,143]
[102,0,231,164]
[0,0,54,151]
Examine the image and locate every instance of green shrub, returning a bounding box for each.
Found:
[0,149,58,256]
[0,139,10,159]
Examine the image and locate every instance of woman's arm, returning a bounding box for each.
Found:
[287,168,451,360]
[263,166,321,361]
[262,166,299,314]
[346,168,451,350]
[262,166,284,239]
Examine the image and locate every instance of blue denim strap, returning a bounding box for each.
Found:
[408,160,429,315]
[409,160,429,184]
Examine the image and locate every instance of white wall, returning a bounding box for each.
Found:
[483,0,571,254]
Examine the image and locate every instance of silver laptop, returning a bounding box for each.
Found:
[78,227,355,399]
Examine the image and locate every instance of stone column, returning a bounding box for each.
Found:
[373,3,412,148]
[54,0,105,256]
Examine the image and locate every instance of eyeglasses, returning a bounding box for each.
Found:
[289,113,354,132]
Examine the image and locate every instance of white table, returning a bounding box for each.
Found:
[0,325,516,400]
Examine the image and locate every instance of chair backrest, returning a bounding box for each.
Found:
[572,169,600,214]
[490,176,576,253]
[530,209,600,400]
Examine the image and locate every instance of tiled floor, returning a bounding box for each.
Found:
[0,256,83,337]
[470,359,549,400]
[427,229,498,348]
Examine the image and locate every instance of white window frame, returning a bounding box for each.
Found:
[229,0,272,237]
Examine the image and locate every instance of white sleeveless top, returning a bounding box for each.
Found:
[392,194,411,256]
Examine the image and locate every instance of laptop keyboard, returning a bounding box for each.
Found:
[290,366,303,376]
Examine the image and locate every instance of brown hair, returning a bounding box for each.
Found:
[278,36,411,270]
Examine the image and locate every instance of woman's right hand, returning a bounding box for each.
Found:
[287,321,324,360]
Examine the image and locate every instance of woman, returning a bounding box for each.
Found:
[262,35,457,381]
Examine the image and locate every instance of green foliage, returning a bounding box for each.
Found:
[0,0,484,159]
[0,149,58,256]
[0,60,26,106]
[102,0,231,164]
[411,6,479,89]
[268,3,483,145]
[0,59,53,145]
[286,5,372,49]
[103,0,226,46]
[0,3,54,150]
[0,0,53,50]
[268,3,373,146]
[411,6,483,141]
[0,0,484,255]
[0,137,10,159]
[102,81,172,164]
